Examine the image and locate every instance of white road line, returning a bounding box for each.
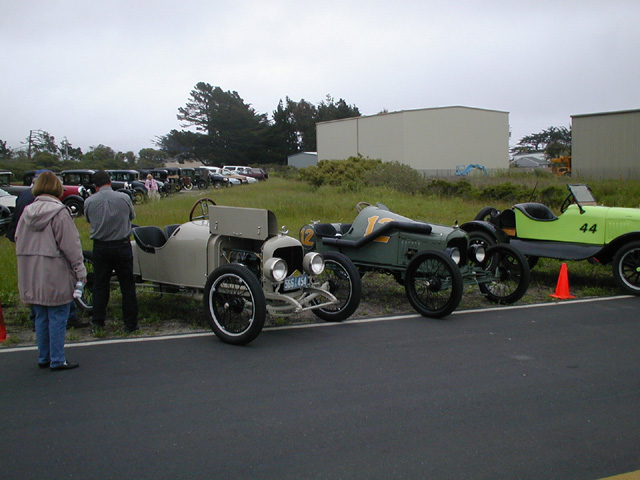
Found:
[0,295,634,354]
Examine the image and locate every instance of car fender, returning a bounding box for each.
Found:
[593,231,640,264]
[460,220,509,244]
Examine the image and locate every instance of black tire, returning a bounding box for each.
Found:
[64,197,84,216]
[197,179,208,190]
[475,206,499,222]
[478,244,531,304]
[203,264,267,345]
[612,241,640,295]
[213,181,223,189]
[133,189,145,204]
[311,251,362,322]
[75,250,94,314]
[404,250,463,318]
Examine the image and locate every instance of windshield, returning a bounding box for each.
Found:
[569,184,596,203]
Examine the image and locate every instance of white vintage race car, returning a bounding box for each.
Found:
[78,199,361,345]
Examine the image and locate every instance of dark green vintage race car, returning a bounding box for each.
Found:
[461,184,640,295]
[300,202,531,319]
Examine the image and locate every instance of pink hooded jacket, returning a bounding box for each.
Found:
[15,195,87,306]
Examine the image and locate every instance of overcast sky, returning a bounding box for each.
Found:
[1,0,639,155]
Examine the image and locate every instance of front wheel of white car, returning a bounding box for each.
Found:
[311,251,362,322]
[204,264,267,345]
[612,241,640,295]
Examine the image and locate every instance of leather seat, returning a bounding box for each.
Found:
[133,226,167,253]
[514,203,558,221]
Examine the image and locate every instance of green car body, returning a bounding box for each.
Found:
[301,202,531,319]
[462,184,640,295]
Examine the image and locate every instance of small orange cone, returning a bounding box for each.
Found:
[550,263,575,299]
[0,301,6,342]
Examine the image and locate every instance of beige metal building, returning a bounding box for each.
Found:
[316,106,509,176]
[571,109,640,179]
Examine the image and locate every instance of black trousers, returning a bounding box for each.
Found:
[92,240,138,329]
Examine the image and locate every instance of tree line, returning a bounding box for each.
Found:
[0,84,361,175]
[1,81,571,176]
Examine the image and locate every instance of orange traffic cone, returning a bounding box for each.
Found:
[0,301,6,342]
[550,263,575,299]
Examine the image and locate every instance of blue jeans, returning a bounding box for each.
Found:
[33,302,72,367]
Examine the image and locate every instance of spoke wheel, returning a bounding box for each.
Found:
[204,264,266,345]
[612,241,640,295]
[75,250,94,313]
[312,252,362,322]
[478,244,530,304]
[405,250,463,318]
[189,198,217,221]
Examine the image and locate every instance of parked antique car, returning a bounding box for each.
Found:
[76,198,362,345]
[0,187,16,235]
[8,170,87,215]
[300,202,531,318]
[461,184,640,295]
[138,168,171,196]
[61,169,139,203]
[106,170,149,203]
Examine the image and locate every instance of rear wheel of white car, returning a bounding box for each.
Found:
[311,252,362,322]
[478,244,531,304]
[204,264,266,345]
[612,241,640,295]
[405,250,463,318]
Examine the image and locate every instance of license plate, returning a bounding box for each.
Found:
[284,274,308,291]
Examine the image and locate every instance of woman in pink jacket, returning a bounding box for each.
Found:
[15,171,87,371]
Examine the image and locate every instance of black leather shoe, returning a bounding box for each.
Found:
[50,362,79,371]
[38,362,50,369]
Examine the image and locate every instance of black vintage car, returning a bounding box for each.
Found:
[106,170,149,203]
[11,170,87,215]
[61,169,139,203]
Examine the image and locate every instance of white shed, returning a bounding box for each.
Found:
[316,106,509,176]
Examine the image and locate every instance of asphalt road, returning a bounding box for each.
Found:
[1,297,639,480]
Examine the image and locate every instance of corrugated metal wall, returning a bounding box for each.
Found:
[317,107,509,175]
[572,109,640,179]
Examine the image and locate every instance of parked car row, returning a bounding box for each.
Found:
[0,165,268,218]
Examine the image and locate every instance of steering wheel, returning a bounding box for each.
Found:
[356,202,371,213]
[560,193,574,213]
[189,198,217,221]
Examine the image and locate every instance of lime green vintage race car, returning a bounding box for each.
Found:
[300,202,531,319]
[461,184,640,295]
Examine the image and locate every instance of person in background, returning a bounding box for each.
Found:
[144,173,160,201]
[84,170,139,333]
[7,170,88,330]
[15,171,86,371]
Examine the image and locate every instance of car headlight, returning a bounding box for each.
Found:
[445,247,461,265]
[264,257,288,282]
[469,244,486,263]
[303,252,325,275]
